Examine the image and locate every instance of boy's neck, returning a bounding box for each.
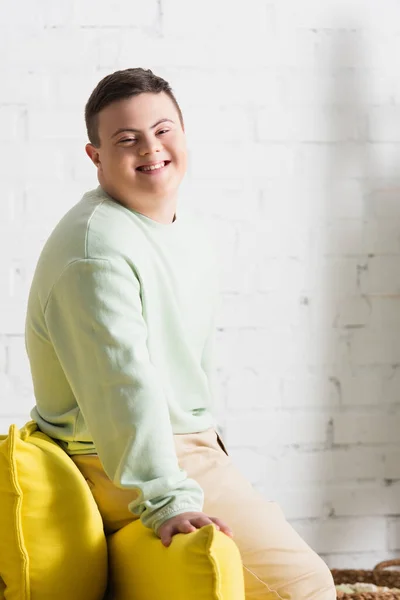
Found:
[100,182,178,224]
[129,200,177,224]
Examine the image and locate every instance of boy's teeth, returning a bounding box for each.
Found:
[141,161,165,171]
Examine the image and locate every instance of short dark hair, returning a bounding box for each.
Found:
[84,68,184,147]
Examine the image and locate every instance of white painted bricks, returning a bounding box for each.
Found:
[2,0,400,569]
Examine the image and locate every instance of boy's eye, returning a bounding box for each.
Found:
[119,131,168,143]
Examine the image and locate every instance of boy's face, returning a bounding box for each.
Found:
[86,92,187,210]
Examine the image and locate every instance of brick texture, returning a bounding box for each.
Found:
[1,0,400,568]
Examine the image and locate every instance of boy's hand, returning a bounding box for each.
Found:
[158,511,233,547]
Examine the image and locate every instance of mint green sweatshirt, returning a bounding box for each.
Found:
[25,185,219,533]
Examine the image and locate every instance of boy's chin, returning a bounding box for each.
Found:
[137,173,182,192]
[130,180,179,198]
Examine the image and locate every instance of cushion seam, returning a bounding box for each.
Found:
[206,527,223,600]
[8,426,30,600]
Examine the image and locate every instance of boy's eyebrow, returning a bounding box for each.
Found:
[110,118,175,139]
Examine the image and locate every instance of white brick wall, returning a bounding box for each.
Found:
[1,0,400,569]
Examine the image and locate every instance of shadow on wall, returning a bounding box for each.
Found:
[300,25,400,567]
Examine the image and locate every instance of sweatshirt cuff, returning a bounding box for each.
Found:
[151,502,203,535]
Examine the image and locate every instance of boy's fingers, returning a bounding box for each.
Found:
[179,521,196,533]
[160,521,195,546]
[161,533,172,547]
[210,518,234,537]
[158,513,233,547]
[190,516,213,529]
[159,523,174,547]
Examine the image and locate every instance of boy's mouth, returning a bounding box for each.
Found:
[136,160,171,173]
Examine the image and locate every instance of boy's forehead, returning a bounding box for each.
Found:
[99,92,178,135]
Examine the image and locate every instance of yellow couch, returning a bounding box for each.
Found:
[0,422,245,600]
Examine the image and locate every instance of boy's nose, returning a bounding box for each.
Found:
[138,139,162,156]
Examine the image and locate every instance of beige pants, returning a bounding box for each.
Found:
[72,428,335,600]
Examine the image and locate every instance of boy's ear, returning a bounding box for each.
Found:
[85,143,101,167]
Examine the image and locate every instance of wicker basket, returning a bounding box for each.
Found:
[332,560,400,599]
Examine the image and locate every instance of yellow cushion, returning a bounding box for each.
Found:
[108,520,245,600]
[0,421,108,600]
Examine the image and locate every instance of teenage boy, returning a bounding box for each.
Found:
[25,68,335,599]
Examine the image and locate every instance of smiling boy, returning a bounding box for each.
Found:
[25,68,335,599]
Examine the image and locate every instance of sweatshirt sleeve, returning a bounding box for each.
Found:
[44,257,204,534]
